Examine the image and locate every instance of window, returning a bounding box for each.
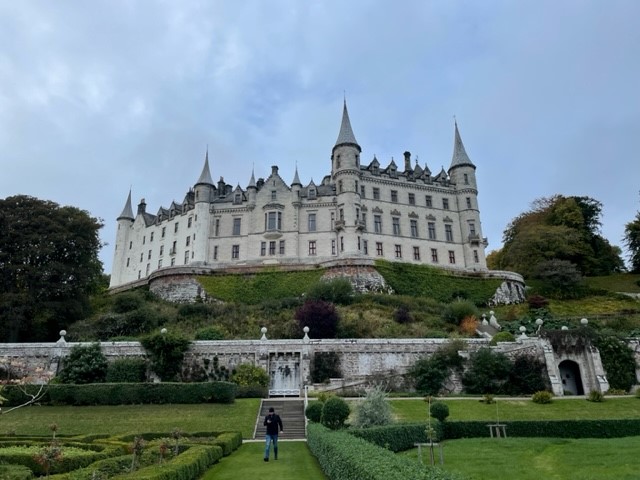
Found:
[391,190,398,202]
[129,241,132,250]
[374,215,382,233]
[174,222,179,233]
[413,246,420,260]
[186,236,190,246]
[361,212,367,230]
[355,181,358,193]
[233,218,241,235]
[234,193,241,204]
[158,259,162,268]
[474,250,479,263]
[340,236,344,252]
[442,198,449,210]
[160,245,164,256]
[428,222,436,240]
[214,219,220,236]
[266,211,282,231]
[172,241,177,254]
[170,257,175,266]
[445,224,453,242]
[140,253,143,262]
[279,240,285,255]
[392,217,401,235]
[150,232,154,242]
[309,241,317,256]
[148,249,152,260]
[431,248,438,263]
[469,222,476,235]
[231,245,240,259]
[161,227,166,238]
[126,257,130,267]
[357,236,361,250]
[271,190,277,200]
[410,219,418,237]
[143,236,146,245]
[464,173,469,185]
[373,187,380,200]
[408,193,415,205]
[308,213,316,232]
[308,187,316,199]
[213,245,218,260]
[425,195,433,207]
[331,239,336,255]
[395,244,402,258]
[330,212,335,230]
[363,240,368,254]
[448,250,456,264]
[360,185,365,197]
[339,208,344,221]
[336,155,341,168]
[376,242,383,256]
[188,216,193,228]
[138,270,141,279]
[338,180,343,193]
[184,251,189,264]
[260,242,266,256]
[269,241,276,255]
[466,197,472,209]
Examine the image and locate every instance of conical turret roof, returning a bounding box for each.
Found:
[196,149,214,185]
[333,100,361,152]
[292,165,301,186]
[449,121,475,169]
[117,190,134,220]
[247,167,256,189]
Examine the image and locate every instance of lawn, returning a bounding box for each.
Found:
[401,436,640,480]
[0,399,261,439]
[389,397,640,423]
[202,441,327,480]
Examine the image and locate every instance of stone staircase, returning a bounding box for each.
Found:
[253,399,306,440]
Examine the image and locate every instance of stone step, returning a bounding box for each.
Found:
[253,399,306,439]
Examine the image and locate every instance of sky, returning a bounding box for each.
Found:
[1,1,639,275]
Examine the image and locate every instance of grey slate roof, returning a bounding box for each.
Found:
[196,150,214,185]
[334,101,360,149]
[117,190,134,220]
[292,166,301,186]
[248,168,256,189]
[449,122,475,169]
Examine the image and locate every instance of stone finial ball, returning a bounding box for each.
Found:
[580,318,589,325]
[561,326,569,331]
[489,311,495,316]
[161,328,168,334]
[59,330,67,336]
[261,327,268,334]
[303,326,310,333]
[535,318,543,326]
[519,326,526,333]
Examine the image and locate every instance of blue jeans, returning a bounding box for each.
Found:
[264,434,278,459]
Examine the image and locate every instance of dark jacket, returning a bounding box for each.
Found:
[264,413,283,435]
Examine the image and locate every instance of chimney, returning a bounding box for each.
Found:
[403,151,411,171]
[271,165,279,175]
[137,198,146,215]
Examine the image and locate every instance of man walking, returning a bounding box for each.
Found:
[263,406,283,461]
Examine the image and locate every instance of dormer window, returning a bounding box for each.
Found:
[308,187,316,199]
[234,193,242,205]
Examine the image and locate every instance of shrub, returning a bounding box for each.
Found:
[58,343,108,384]
[442,300,478,326]
[505,355,550,395]
[480,394,495,404]
[526,294,549,310]
[295,300,340,339]
[429,401,450,422]
[352,386,393,429]
[113,292,144,313]
[462,348,513,394]
[194,326,225,340]
[393,305,413,324]
[230,364,269,388]
[310,352,341,383]
[0,465,32,480]
[305,401,323,423]
[321,396,350,430]
[106,358,148,383]
[489,331,515,345]
[587,390,605,402]
[408,341,466,396]
[594,335,637,392]
[606,388,627,396]
[140,332,191,381]
[531,260,586,299]
[306,278,354,305]
[459,315,478,335]
[532,391,553,404]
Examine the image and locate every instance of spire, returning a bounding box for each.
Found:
[333,99,361,152]
[248,166,256,189]
[292,164,301,186]
[117,189,134,220]
[196,148,214,185]
[449,121,475,169]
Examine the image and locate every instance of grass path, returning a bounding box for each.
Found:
[201,441,327,480]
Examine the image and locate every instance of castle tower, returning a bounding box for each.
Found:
[331,100,362,256]
[110,190,135,287]
[447,122,486,269]
[193,150,215,265]
[247,168,257,205]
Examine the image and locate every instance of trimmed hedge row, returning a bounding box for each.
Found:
[1,382,237,406]
[0,464,33,480]
[50,454,132,479]
[307,423,462,480]
[213,432,243,456]
[349,423,443,452]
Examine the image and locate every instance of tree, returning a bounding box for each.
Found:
[0,195,103,341]
[624,198,640,273]
[462,348,513,394]
[352,386,393,429]
[294,300,340,339]
[58,343,108,384]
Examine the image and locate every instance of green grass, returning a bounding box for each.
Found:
[585,273,640,293]
[389,397,640,422]
[202,441,327,480]
[402,437,640,480]
[0,399,261,439]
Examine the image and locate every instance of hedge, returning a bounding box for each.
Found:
[213,432,243,456]
[0,464,33,480]
[235,385,268,398]
[307,423,462,480]
[349,423,443,452]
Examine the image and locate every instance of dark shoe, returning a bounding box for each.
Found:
[264,458,269,462]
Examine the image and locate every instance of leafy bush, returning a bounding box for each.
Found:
[106,358,148,383]
[306,278,354,305]
[587,390,605,402]
[58,343,108,384]
[113,292,145,313]
[140,332,191,381]
[352,386,393,429]
[489,331,515,345]
[321,396,350,430]
[349,423,440,452]
[462,348,513,394]
[531,260,587,299]
[429,401,450,422]
[295,300,340,339]
[594,335,637,392]
[305,401,323,423]
[606,388,627,396]
[408,341,466,396]
[194,326,225,340]
[393,305,413,324]
[532,391,553,404]
[230,364,269,387]
[505,355,550,395]
[526,294,549,310]
[0,464,33,480]
[442,300,478,326]
[310,352,341,383]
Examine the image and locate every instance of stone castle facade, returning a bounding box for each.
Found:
[110,102,493,290]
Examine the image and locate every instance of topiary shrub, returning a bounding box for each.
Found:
[532,390,553,404]
[321,396,350,430]
[58,343,108,384]
[195,326,225,340]
[106,358,148,383]
[490,331,515,345]
[587,390,605,402]
[305,401,323,423]
[352,386,393,429]
[429,401,450,422]
[230,363,269,388]
[140,332,191,381]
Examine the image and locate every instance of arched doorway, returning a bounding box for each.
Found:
[558,360,584,395]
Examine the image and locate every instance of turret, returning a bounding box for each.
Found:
[291,165,302,201]
[247,168,257,205]
[194,149,214,203]
[110,189,135,287]
[447,121,476,188]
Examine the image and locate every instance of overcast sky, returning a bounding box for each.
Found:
[1,1,639,274]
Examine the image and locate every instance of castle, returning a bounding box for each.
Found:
[109,102,491,291]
